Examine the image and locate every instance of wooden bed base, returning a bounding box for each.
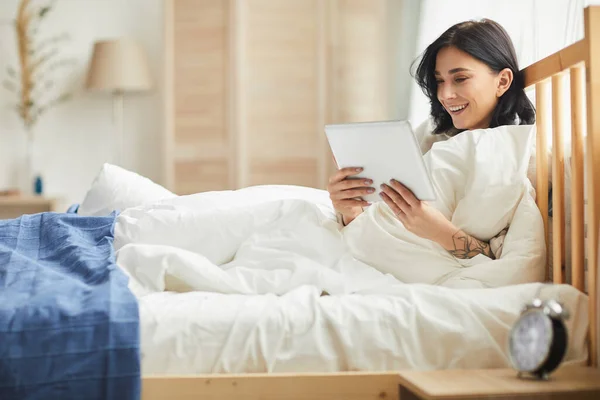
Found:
[144,5,600,399]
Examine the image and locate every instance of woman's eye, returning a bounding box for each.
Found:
[455,77,467,83]
[436,80,444,84]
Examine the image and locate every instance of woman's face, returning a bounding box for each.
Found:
[435,46,511,131]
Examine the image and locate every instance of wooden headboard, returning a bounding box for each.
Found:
[523,5,600,367]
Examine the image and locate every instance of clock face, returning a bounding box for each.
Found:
[509,310,553,372]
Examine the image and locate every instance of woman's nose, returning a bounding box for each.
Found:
[438,83,457,100]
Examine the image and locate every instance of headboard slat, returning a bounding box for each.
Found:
[535,80,551,282]
[570,65,586,292]
[584,5,600,368]
[551,73,567,284]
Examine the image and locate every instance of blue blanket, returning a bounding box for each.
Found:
[0,212,140,400]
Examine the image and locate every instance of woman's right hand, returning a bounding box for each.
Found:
[327,167,375,225]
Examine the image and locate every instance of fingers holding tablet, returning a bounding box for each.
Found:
[328,167,364,184]
[327,167,373,220]
[328,168,374,198]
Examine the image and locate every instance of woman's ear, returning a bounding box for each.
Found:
[497,68,513,97]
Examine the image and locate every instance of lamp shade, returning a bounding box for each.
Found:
[85,39,153,92]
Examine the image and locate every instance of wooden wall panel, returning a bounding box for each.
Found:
[174,159,229,195]
[166,0,393,193]
[333,0,389,123]
[323,0,390,181]
[240,0,321,188]
[168,0,231,194]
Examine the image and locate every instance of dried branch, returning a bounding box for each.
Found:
[15,0,34,127]
[34,33,69,54]
[38,6,52,19]
[29,92,71,126]
[3,80,17,92]
[27,0,55,34]
[30,48,59,74]
[6,66,17,78]
[6,0,73,131]
[32,56,74,81]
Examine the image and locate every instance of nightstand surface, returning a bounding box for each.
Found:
[397,366,600,399]
[0,196,58,219]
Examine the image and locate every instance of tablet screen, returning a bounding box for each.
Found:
[325,120,436,203]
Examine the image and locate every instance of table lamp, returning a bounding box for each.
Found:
[85,38,152,166]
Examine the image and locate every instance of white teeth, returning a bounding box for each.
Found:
[448,104,467,112]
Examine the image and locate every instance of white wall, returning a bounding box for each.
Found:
[388,0,422,121]
[0,0,163,210]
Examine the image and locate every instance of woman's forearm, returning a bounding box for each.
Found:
[437,227,496,260]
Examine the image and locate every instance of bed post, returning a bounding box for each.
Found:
[585,5,600,368]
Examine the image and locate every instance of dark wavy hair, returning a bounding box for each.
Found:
[412,19,535,135]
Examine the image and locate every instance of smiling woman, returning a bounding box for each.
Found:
[434,47,514,130]
[326,17,535,262]
[413,18,536,135]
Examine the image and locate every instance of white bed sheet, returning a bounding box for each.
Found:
[139,283,588,374]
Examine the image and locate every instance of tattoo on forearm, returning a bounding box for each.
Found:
[449,230,496,260]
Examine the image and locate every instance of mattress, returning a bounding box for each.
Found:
[138,283,589,374]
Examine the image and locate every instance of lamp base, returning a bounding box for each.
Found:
[112,90,124,167]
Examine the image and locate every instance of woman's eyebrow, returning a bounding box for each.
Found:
[434,67,472,75]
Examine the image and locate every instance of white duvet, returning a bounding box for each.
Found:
[112,125,589,374]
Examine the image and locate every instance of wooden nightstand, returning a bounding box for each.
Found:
[397,366,600,399]
[0,196,58,220]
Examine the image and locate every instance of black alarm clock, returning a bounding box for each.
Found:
[508,297,569,380]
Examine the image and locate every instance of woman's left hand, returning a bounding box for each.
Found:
[380,180,456,243]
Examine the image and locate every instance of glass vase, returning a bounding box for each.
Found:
[20,126,35,196]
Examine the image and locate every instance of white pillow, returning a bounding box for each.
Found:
[78,164,176,216]
[413,118,550,193]
[153,184,333,212]
[433,124,535,241]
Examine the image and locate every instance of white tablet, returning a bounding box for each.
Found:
[324,120,436,203]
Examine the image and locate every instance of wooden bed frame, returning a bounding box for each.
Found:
[143,5,600,399]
